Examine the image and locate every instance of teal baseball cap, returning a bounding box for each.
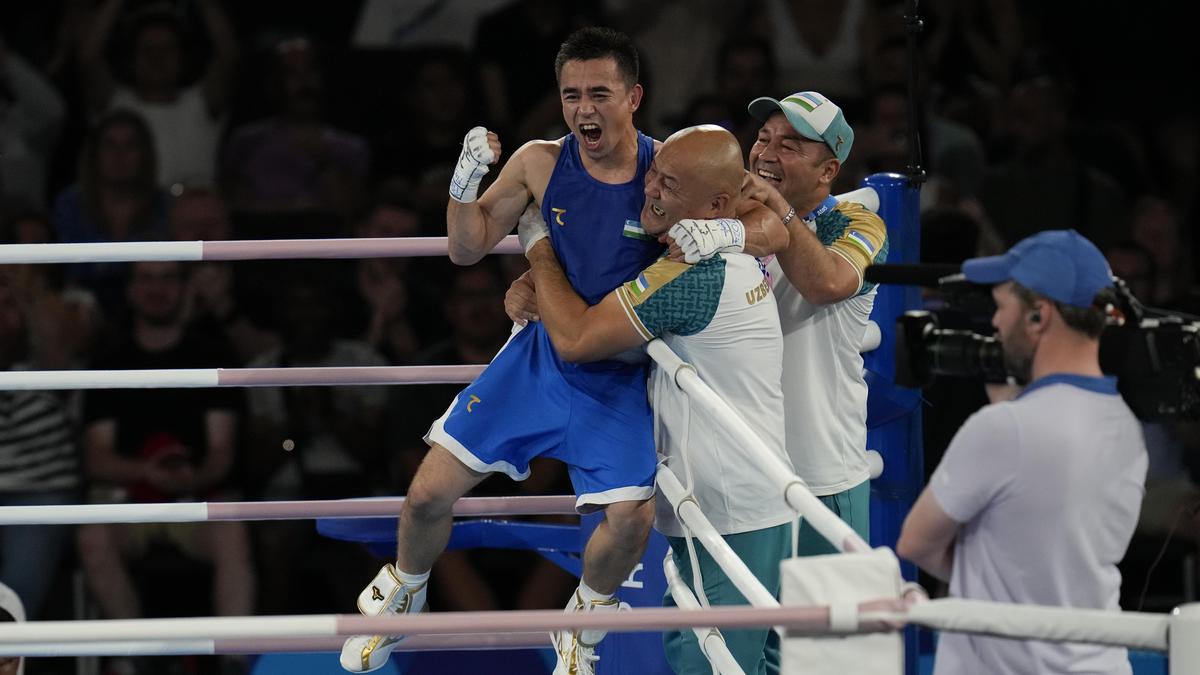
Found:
[963,229,1114,307]
[748,91,854,162]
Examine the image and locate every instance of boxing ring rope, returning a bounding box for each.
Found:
[0,600,1177,656]
[0,235,522,264]
[646,340,871,556]
[663,554,746,675]
[655,465,780,609]
[0,633,549,658]
[0,364,484,390]
[0,634,549,653]
[0,495,580,525]
[1,183,1189,671]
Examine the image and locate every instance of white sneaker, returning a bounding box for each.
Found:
[550,590,626,675]
[339,564,428,673]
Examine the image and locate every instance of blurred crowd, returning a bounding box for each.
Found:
[0,0,1196,673]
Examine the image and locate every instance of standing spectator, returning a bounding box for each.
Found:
[0,37,67,207]
[221,35,369,221]
[899,230,1146,674]
[51,109,168,314]
[744,0,873,105]
[75,260,254,624]
[0,272,80,621]
[79,0,237,188]
[608,0,746,137]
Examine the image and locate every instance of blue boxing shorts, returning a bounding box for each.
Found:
[425,322,656,512]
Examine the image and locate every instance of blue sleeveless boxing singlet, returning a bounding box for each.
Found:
[541,131,663,305]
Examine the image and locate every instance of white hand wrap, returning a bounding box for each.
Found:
[449,126,495,203]
[517,202,550,254]
[668,218,746,263]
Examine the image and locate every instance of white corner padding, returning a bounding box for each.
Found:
[780,547,903,675]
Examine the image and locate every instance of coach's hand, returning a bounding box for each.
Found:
[518,202,550,254]
[505,271,539,326]
[668,218,746,264]
[449,126,500,203]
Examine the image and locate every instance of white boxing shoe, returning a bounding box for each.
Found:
[550,589,626,675]
[339,564,428,673]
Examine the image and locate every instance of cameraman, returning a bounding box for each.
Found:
[898,229,1148,674]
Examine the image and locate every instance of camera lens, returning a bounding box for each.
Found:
[927,329,1009,383]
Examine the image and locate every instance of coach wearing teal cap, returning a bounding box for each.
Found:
[737,90,886,571]
[747,91,855,163]
[900,230,1146,675]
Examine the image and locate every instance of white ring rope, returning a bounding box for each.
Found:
[0,188,874,267]
[0,601,1172,654]
[0,365,485,391]
[906,599,1169,652]
[663,553,746,675]
[0,606,834,645]
[0,236,523,265]
[656,465,779,609]
[0,633,550,658]
[0,495,579,525]
[646,340,870,555]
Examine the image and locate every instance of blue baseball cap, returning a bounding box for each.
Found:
[748,91,854,162]
[963,229,1113,307]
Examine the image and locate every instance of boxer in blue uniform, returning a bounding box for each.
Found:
[342,27,786,674]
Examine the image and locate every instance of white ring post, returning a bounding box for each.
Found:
[664,553,747,675]
[1170,603,1200,673]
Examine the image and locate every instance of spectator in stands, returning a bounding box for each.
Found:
[244,272,386,614]
[79,0,237,188]
[1131,195,1192,309]
[1,37,67,208]
[75,260,254,624]
[978,73,1130,249]
[51,109,168,314]
[166,185,279,364]
[744,0,874,106]
[474,0,600,144]
[221,35,368,221]
[373,49,477,224]
[351,195,422,365]
[1,207,103,370]
[0,271,80,621]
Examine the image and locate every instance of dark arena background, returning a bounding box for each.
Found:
[0,1,1197,674]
